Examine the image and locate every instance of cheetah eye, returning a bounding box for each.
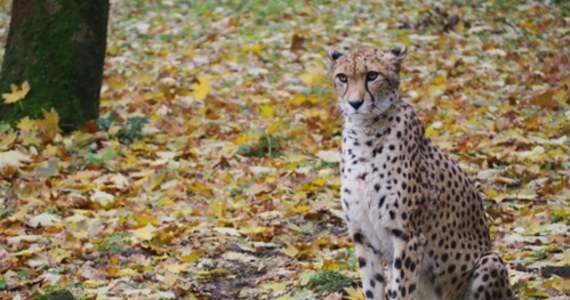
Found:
[336,73,348,83]
[366,71,379,81]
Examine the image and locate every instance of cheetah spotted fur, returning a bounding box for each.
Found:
[327,45,514,300]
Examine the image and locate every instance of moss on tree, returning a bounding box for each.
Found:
[0,0,109,132]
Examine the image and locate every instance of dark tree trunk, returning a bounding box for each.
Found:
[0,0,109,132]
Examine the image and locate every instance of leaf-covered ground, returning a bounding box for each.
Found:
[1,1,569,299]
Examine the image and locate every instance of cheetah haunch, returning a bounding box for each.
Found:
[328,46,514,300]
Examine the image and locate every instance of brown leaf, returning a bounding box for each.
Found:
[290,34,305,52]
[531,90,559,109]
[83,119,99,133]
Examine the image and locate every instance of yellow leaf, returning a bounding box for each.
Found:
[17,117,35,131]
[49,248,72,263]
[241,44,263,54]
[531,90,558,109]
[259,104,275,119]
[45,144,58,156]
[427,84,445,98]
[2,81,30,104]
[234,131,260,145]
[117,267,138,277]
[22,81,30,94]
[149,171,167,191]
[164,263,187,274]
[281,243,299,258]
[7,208,27,222]
[554,249,570,267]
[132,224,156,241]
[133,72,155,85]
[186,293,199,300]
[263,281,285,292]
[107,77,126,90]
[158,198,174,207]
[313,177,326,187]
[240,225,268,235]
[299,68,327,86]
[432,75,448,85]
[83,280,106,288]
[181,252,200,263]
[190,76,211,101]
[484,187,499,199]
[210,199,226,218]
[527,291,552,298]
[544,275,569,293]
[396,32,412,47]
[344,286,364,300]
[553,89,568,107]
[294,204,311,212]
[0,130,17,148]
[163,271,178,288]
[424,125,438,137]
[248,182,270,195]
[37,109,60,139]
[135,215,159,226]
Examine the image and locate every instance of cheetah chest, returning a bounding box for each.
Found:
[341,140,403,261]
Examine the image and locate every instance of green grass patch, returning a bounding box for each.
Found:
[309,270,354,293]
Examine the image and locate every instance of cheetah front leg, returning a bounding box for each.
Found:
[385,232,425,300]
[352,232,386,300]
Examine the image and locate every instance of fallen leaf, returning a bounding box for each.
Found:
[28,213,62,228]
[300,68,328,86]
[190,76,211,101]
[0,150,31,168]
[131,224,157,241]
[90,190,115,206]
[222,251,258,263]
[17,117,35,131]
[317,150,340,163]
[36,108,61,139]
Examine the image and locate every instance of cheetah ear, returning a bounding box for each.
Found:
[388,45,407,72]
[327,49,343,62]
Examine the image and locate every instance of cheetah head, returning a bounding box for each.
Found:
[328,45,406,120]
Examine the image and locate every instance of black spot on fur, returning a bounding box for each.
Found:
[391,229,410,241]
[359,257,367,268]
[353,233,364,244]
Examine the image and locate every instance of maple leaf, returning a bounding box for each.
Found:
[259,104,275,119]
[190,76,211,101]
[0,130,17,149]
[131,224,157,241]
[17,117,35,131]
[28,213,62,228]
[344,287,364,300]
[36,108,61,140]
[0,150,31,168]
[2,80,30,104]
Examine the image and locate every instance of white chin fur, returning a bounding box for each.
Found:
[342,99,392,123]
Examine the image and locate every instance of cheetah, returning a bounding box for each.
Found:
[327,45,514,300]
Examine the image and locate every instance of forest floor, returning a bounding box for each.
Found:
[0,1,569,299]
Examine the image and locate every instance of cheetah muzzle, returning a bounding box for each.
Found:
[328,45,514,300]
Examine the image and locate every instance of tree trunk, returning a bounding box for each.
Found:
[0,0,109,132]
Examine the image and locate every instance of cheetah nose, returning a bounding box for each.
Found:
[348,100,364,110]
